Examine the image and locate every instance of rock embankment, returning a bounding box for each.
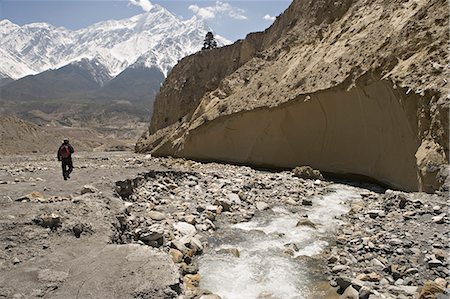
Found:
[137,0,449,192]
[325,188,449,299]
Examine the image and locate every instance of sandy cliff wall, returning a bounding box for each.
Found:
[138,0,449,192]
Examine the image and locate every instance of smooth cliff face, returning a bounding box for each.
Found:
[137,0,449,192]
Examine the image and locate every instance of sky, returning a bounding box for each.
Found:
[0,0,292,41]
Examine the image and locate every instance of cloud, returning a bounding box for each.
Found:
[263,14,276,21]
[189,1,248,20]
[129,0,153,12]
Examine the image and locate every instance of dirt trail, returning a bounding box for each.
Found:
[0,151,178,299]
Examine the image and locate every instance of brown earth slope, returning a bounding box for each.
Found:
[137,0,449,192]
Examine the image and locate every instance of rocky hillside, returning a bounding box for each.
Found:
[137,0,449,192]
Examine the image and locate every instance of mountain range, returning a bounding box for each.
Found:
[0,5,228,102]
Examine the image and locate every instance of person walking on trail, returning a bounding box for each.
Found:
[57,139,74,180]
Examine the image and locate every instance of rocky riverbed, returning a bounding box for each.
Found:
[323,187,449,299]
[0,151,448,298]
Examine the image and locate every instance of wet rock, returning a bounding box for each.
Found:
[292,166,323,180]
[181,262,199,275]
[81,185,98,194]
[184,273,201,288]
[296,219,316,229]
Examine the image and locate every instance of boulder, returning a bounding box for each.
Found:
[81,185,98,194]
[292,166,323,180]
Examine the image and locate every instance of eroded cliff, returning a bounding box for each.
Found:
[137,0,449,192]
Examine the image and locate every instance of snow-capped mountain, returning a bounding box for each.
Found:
[0,5,229,80]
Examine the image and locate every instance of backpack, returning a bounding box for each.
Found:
[59,145,70,159]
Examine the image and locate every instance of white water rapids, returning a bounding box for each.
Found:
[199,184,363,299]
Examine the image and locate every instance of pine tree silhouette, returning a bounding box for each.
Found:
[202,31,217,50]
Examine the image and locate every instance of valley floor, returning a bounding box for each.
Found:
[0,152,447,299]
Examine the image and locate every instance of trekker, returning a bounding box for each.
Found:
[57,139,74,180]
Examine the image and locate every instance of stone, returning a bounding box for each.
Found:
[371,258,385,269]
[184,215,196,224]
[255,201,269,211]
[332,265,350,273]
[301,199,313,206]
[189,237,203,253]
[296,219,316,229]
[367,210,384,218]
[148,211,166,221]
[356,272,381,282]
[139,232,164,247]
[28,191,44,200]
[216,198,232,211]
[171,240,189,255]
[328,255,339,264]
[81,185,98,194]
[388,238,403,246]
[227,193,241,205]
[388,285,418,296]
[432,213,446,224]
[181,262,199,275]
[339,286,359,299]
[434,278,447,289]
[418,281,445,298]
[36,213,61,230]
[169,248,183,263]
[72,224,84,238]
[428,259,443,268]
[292,166,323,180]
[12,257,20,265]
[404,268,419,275]
[199,295,222,299]
[173,222,196,236]
[358,286,372,299]
[184,273,201,288]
